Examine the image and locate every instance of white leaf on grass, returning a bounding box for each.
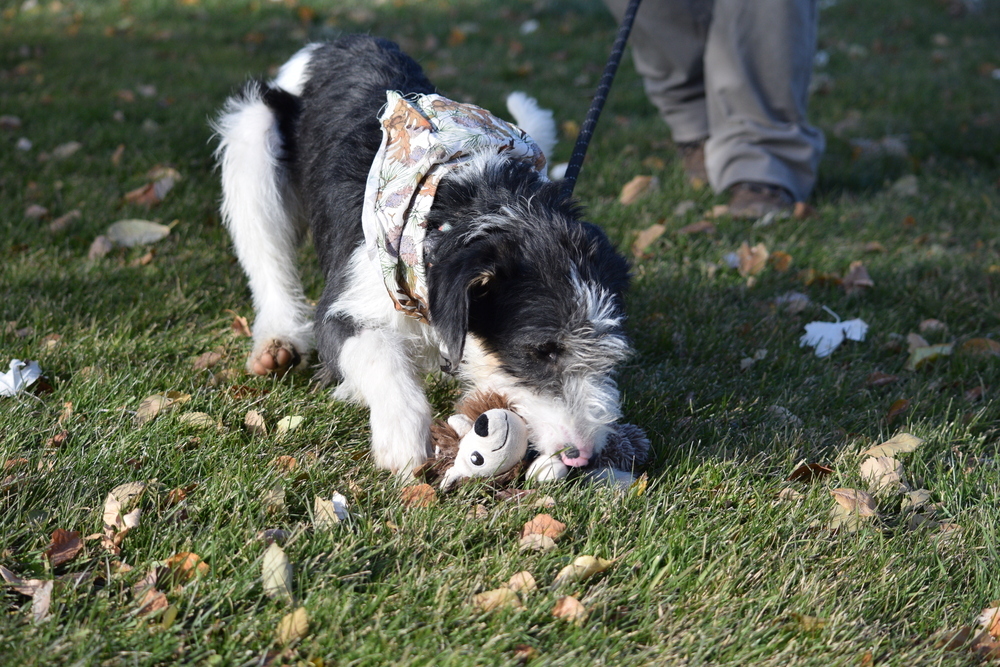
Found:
[106,219,171,247]
[799,307,868,358]
[262,542,293,601]
[0,359,42,397]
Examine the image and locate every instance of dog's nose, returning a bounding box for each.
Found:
[563,446,580,459]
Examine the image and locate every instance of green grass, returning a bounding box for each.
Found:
[2,0,1000,664]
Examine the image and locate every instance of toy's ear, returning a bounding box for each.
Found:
[447,414,474,438]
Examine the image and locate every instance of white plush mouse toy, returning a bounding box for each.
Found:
[438,408,528,490]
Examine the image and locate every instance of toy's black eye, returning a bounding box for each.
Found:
[474,413,490,437]
[533,341,561,363]
[470,451,485,466]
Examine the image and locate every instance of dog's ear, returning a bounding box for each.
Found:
[428,245,497,372]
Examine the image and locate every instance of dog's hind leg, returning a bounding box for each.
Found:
[331,328,432,476]
[214,84,312,376]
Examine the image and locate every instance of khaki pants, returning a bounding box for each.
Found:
[604,0,826,200]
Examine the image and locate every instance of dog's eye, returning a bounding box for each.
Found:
[533,342,561,363]
[470,451,485,466]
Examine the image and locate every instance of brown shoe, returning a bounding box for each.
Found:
[677,140,708,189]
[727,182,794,219]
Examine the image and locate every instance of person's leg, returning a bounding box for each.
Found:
[702,0,826,209]
[603,0,712,145]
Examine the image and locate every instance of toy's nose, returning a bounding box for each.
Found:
[474,413,490,437]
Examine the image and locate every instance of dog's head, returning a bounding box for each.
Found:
[426,157,631,467]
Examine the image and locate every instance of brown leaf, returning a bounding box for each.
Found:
[736,242,769,277]
[676,220,715,235]
[0,565,48,596]
[512,645,539,663]
[842,260,874,295]
[49,209,81,233]
[135,391,191,425]
[863,241,886,253]
[866,372,899,387]
[618,175,657,205]
[111,144,125,166]
[271,455,298,473]
[521,513,566,540]
[193,351,222,370]
[907,333,930,352]
[231,314,252,338]
[918,319,947,335]
[401,483,437,508]
[859,456,906,493]
[552,595,587,624]
[631,223,666,258]
[860,433,924,458]
[137,587,169,616]
[46,529,82,567]
[786,462,833,483]
[769,251,793,272]
[31,580,53,623]
[886,398,911,423]
[830,488,877,516]
[960,338,1000,358]
[166,483,196,505]
[164,552,209,584]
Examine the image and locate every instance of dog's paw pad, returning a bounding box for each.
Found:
[249,340,301,377]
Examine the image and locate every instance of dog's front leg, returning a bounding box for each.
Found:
[527,454,570,482]
[332,329,432,476]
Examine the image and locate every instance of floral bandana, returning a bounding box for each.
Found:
[362,91,547,322]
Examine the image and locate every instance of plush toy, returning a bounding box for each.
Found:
[415,391,651,490]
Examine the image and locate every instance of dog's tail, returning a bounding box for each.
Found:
[506,92,558,179]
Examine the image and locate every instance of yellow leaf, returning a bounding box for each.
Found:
[736,242,769,277]
[519,533,557,552]
[904,343,953,371]
[619,175,657,205]
[830,488,877,516]
[262,542,293,601]
[631,223,666,258]
[471,588,522,612]
[859,433,924,458]
[553,555,614,586]
[507,571,537,593]
[276,607,309,644]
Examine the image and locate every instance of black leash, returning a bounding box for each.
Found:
[560,0,643,198]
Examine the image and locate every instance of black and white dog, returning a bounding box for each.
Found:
[214,36,630,481]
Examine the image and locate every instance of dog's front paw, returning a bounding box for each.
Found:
[247,338,302,377]
[527,455,569,483]
[370,416,432,477]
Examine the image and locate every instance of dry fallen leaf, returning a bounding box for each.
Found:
[135,391,191,425]
[519,533,557,552]
[262,484,286,515]
[918,319,947,335]
[271,455,298,472]
[960,338,1000,358]
[276,607,309,644]
[508,571,537,593]
[786,462,833,483]
[859,456,906,493]
[552,595,587,624]
[275,415,304,435]
[866,371,900,387]
[618,175,657,205]
[313,493,349,530]
[262,542,293,602]
[88,235,113,260]
[907,333,930,351]
[769,251,793,272]
[631,223,666,258]
[244,410,267,436]
[49,209,81,233]
[677,220,715,235]
[905,343,953,371]
[901,489,933,511]
[106,219,171,247]
[165,552,210,584]
[472,588,523,612]
[860,433,924,458]
[521,514,566,540]
[179,412,221,431]
[830,488,877,516]
[401,483,437,508]
[842,260,874,295]
[736,242,769,277]
[31,580,54,623]
[230,314,252,337]
[137,587,169,616]
[193,351,222,370]
[553,555,614,587]
[886,398,911,423]
[46,529,82,567]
